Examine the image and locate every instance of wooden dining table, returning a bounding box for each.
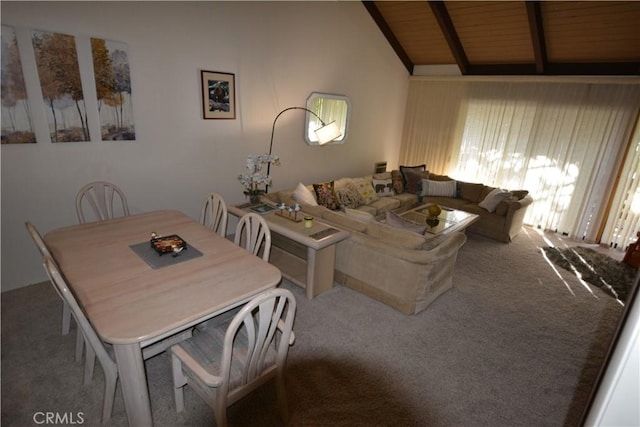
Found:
[44,210,282,426]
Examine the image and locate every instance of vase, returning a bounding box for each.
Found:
[249,194,261,204]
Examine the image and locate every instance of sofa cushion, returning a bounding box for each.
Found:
[292,182,318,206]
[457,181,485,202]
[368,196,401,214]
[345,208,376,223]
[385,211,426,234]
[391,170,405,194]
[313,181,340,210]
[391,193,418,209]
[335,181,365,209]
[372,178,394,197]
[479,188,512,213]
[421,179,457,197]
[352,177,379,204]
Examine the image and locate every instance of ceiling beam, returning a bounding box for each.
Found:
[526,1,547,75]
[428,0,469,75]
[362,1,414,74]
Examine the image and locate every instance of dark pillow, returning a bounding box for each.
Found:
[313,181,340,210]
[457,181,485,202]
[404,170,430,194]
[428,173,452,181]
[512,190,529,200]
[399,165,426,189]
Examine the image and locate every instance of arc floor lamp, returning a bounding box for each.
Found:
[266,106,342,192]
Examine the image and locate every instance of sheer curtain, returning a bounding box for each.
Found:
[602,120,640,250]
[400,78,640,241]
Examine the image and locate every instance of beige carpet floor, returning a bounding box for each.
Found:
[1,226,626,426]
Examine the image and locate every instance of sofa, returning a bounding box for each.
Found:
[268,167,533,243]
[263,169,532,313]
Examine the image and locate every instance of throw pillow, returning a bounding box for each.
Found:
[352,177,379,204]
[478,188,512,213]
[457,181,485,202]
[385,211,426,234]
[391,170,405,194]
[345,208,376,223]
[313,181,340,210]
[421,179,457,197]
[372,178,394,197]
[494,196,519,216]
[512,190,529,200]
[336,182,365,209]
[293,182,318,206]
[404,170,430,194]
[428,173,452,181]
[399,165,426,188]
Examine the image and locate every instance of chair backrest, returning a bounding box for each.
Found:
[76,181,130,224]
[25,221,54,260]
[234,213,271,261]
[200,192,228,237]
[42,256,115,370]
[221,288,296,403]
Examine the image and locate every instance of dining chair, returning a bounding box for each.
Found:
[234,213,271,261]
[170,288,297,427]
[200,192,228,237]
[75,181,130,224]
[25,222,87,360]
[42,256,193,424]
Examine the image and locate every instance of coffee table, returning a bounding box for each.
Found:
[400,204,479,235]
[228,203,350,299]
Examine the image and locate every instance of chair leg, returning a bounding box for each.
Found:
[101,366,118,424]
[214,394,228,427]
[275,372,290,424]
[61,302,71,336]
[171,353,186,413]
[83,345,96,386]
[75,329,85,363]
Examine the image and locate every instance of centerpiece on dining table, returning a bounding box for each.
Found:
[238,153,280,204]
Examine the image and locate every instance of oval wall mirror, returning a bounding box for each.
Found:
[305,92,350,145]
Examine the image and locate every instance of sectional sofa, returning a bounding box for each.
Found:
[264,169,532,313]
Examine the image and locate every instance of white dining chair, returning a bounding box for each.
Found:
[42,256,193,424]
[25,222,87,360]
[200,192,228,237]
[234,213,271,261]
[170,288,297,427]
[75,181,130,224]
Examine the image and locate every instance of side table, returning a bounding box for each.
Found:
[228,203,350,299]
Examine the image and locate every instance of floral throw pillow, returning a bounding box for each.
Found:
[313,181,340,210]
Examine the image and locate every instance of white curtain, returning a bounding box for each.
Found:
[602,120,640,250]
[400,78,640,241]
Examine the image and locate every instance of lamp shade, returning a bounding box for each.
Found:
[314,121,342,145]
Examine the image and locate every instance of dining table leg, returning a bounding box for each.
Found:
[114,343,153,426]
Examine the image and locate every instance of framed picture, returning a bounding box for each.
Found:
[201,70,235,119]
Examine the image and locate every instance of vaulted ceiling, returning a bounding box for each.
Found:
[363,1,640,76]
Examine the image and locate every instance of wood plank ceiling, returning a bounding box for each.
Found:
[363,1,640,76]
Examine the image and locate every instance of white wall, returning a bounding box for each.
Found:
[1,1,409,291]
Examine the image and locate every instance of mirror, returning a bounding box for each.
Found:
[305,92,350,145]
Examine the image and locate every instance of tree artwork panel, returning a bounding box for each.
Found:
[91,38,135,140]
[32,30,88,143]
[1,25,36,144]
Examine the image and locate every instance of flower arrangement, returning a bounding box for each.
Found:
[238,153,280,202]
